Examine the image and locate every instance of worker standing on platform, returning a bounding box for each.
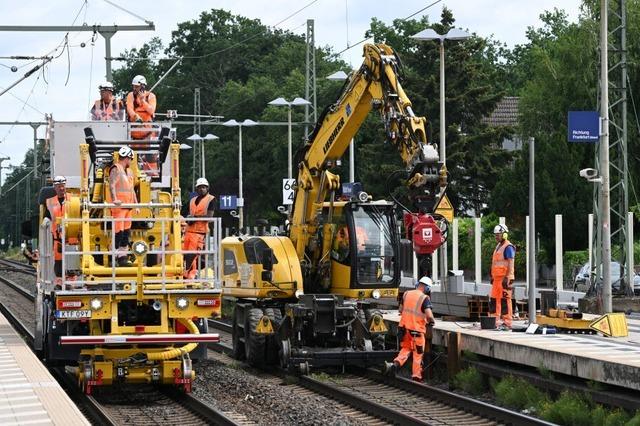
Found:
[90,82,124,121]
[490,224,516,330]
[109,146,139,267]
[183,178,215,279]
[126,75,156,135]
[45,176,71,277]
[384,276,435,382]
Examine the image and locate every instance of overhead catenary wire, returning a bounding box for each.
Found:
[330,0,443,58]
[102,0,153,25]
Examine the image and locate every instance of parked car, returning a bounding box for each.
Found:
[573,262,640,294]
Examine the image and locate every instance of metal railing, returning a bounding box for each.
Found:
[59,211,222,294]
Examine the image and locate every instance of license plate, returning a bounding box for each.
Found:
[55,310,92,319]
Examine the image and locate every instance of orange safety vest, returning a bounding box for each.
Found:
[46,194,71,238]
[91,98,123,121]
[186,194,215,234]
[126,91,156,122]
[491,240,515,281]
[334,226,368,250]
[108,163,135,203]
[398,289,428,333]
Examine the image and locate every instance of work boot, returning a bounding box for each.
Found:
[383,361,399,376]
[117,257,133,267]
[411,376,423,383]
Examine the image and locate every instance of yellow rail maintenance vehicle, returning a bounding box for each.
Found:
[222,44,448,373]
[34,120,222,394]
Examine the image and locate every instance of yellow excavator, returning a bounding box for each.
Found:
[221,43,447,372]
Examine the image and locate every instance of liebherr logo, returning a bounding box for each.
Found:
[323,117,345,154]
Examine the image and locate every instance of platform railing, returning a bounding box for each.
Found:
[60,214,222,293]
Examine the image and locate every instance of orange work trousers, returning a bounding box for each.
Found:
[394,331,425,380]
[112,208,133,233]
[182,231,205,279]
[490,280,512,328]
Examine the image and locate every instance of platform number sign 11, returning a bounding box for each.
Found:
[219,195,238,210]
[282,179,296,205]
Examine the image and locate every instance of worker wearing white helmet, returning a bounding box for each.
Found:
[182,177,216,279]
[490,224,516,330]
[90,81,124,121]
[108,146,140,267]
[44,176,78,278]
[385,275,435,382]
[125,74,157,139]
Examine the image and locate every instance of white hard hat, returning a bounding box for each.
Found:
[493,224,509,234]
[418,276,433,286]
[132,75,147,86]
[99,81,114,91]
[52,175,67,185]
[196,177,209,188]
[118,146,134,159]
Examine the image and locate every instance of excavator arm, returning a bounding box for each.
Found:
[290,43,447,268]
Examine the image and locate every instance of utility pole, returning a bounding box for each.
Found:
[305,19,317,140]
[0,24,155,81]
[192,88,201,188]
[0,157,10,197]
[600,0,613,313]
[528,137,536,322]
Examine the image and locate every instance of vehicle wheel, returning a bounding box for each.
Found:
[263,308,282,365]
[231,307,245,360]
[279,338,291,369]
[245,308,266,367]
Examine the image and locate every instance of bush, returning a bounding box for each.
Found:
[540,391,593,426]
[626,411,640,426]
[452,367,485,396]
[492,375,547,411]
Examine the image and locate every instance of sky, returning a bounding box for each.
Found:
[0,0,583,182]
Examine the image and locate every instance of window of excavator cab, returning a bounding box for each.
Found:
[352,205,396,285]
[243,238,279,265]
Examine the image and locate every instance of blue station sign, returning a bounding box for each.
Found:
[567,111,600,143]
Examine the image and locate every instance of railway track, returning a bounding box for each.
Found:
[0,258,36,274]
[0,259,239,426]
[208,319,552,426]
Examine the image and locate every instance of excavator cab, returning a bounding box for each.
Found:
[327,201,399,298]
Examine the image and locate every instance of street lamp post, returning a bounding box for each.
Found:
[412,27,471,289]
[187,133,219,181]
[268,97,311,179]
[223,119,257,230]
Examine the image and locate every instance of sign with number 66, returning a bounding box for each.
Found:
[282,179,296,205]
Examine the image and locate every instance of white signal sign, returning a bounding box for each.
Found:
[283,179,296,205]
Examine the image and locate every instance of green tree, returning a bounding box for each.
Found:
[490,8,599,256]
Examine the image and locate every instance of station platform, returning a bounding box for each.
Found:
[383,311,640,391]
[0,312,88,425]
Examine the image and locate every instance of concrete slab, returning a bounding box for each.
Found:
[383,311,640,391]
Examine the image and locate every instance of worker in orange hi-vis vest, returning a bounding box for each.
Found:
[384,276,435,382]
[126,74,157,141]
[108,146,140,267]
[45,176,74,278]
[490,224,516,330]
[183,178,215,279]
[90,82,124,121]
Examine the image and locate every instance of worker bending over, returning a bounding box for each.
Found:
[45,176,72,277]
[385,276,435,382]
[109,146,139,267]
[183,178,215,279]
[490,224,516,330]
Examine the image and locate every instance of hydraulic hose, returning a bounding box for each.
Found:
[146,318,199,361]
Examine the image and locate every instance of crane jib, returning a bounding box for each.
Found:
[322,117,345,154]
